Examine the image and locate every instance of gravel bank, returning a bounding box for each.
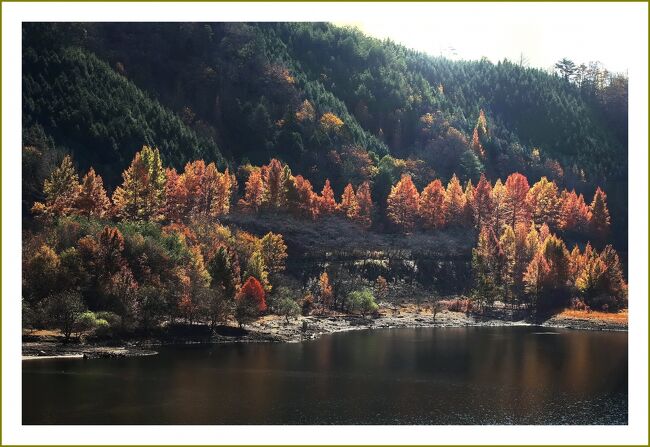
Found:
[22,309,626,360]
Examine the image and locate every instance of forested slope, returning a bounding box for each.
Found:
[22,22,627,245]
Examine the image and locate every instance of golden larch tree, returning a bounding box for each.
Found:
[387,175,420,232]
[419,179,446,229]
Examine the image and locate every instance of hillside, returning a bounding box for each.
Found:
[22,22,628,246]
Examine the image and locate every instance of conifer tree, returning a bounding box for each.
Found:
[340,183,359,220]
[472,174,493,230]
[240,168,266,212]
[589,187,611,244]
[263,158,287,210]
[112,146,165,221]
[504,173,531,228]
[164,168,188,223]
[32,155,80,219]
[527,177,560,229]
[387,175,420,232]
[419,179,446,229]
[444,174,467,227]
[319,179,338,215]
[559,190,590,232]
[75,168,111,218]
[355,181,373,228]
[491,179,507,233]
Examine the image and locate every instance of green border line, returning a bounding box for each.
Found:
[1,1,648,446]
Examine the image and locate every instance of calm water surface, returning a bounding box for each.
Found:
[23,326,627,424]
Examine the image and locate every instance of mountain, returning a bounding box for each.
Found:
[22,22,627,245]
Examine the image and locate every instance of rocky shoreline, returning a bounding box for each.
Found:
[22,309,627,360]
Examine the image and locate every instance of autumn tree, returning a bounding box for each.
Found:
[295,99,315,122]
[235,276,267,327]
[164,168,188,223]
[419,179,446,229]
[194,163,233,218]
[290,175,318,219]
[576,244,627,311]
[499,225,517,305]
[112,146,166,221]
[387,175,420,232]
[244,250,271,292]
[523,223,540,262]
[32,155,80,219]
[355,181,373,228]
[471,109,488,158]
[503,173,531,229]
[374,276,389,301]
[444,174,467,227]
[472,174,493,230]
[471,127,485,159]
[319,272,334,309]
[320,112,344,134]
[75,168,111,218]
[183,161,231,218]
[589,187,611,244]
[213,169,235,217]
[527,177,560,229]
[535,234,571,310]
[340,183,359,220]
[239,168,266,212]
[491,179,507,233]
[523,251,550,311]
[597,245,628,309]
[260,232,288,275]
[568,243,586,285]
[263,158,288,210]
[463,180,475,225]
[471,228,501,309]
[559,190,590,232]
[24,244,61,301]
[97,226,126,275]
[318,179,338,216]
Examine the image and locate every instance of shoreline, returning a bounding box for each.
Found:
[22,309,627,361]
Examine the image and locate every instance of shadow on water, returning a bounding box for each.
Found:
[22,326,627,425]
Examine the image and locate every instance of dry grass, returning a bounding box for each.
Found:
[557,308,628,323]
[23,329,61,337]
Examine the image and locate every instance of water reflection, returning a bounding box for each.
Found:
[23,326,627,424]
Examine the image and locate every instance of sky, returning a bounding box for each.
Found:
[335,3,642,74]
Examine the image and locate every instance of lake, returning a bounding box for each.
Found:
[22,326,627,424]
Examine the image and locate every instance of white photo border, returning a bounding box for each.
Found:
[3,2,648,445]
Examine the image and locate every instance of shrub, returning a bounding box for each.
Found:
[277,297,300,323]
[77,311,100,333]
[348,289,379,318]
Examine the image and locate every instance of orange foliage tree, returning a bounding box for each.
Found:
[419,179,446,229]
[387,175,420,232]
[319,179,338,216]
[355,181,373,228]
[444,174,466,227]
[235,276,268,327]
[75,167,111,218]
[340,183,359,220]
[472,174,493,229]
[503,173,531,228]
